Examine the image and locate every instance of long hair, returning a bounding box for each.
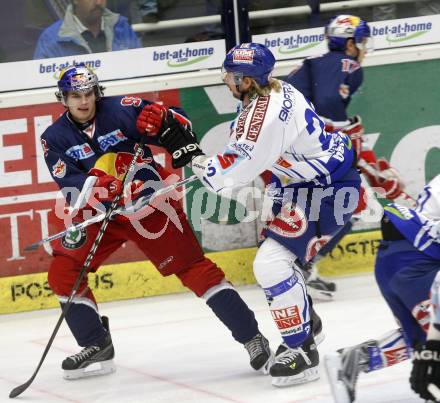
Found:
[248,78,282,98]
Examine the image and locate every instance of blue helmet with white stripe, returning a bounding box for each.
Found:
[222,43,276,86]
[325,15,373,52]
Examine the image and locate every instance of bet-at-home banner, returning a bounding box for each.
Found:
[0,59,439,283]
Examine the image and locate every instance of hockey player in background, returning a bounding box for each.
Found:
[325,174,440,402]
[286,14,405,300]
[410,270,440,401]
[138,43,361,387]
[41,63,274,380]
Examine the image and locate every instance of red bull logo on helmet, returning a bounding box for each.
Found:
[336,15,361,28]
[52,158,66,178]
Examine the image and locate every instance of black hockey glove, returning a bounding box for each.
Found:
[158,113,204,169]
[410,340,440,400]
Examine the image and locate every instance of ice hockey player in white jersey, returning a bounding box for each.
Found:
[140,42,361,387]
[325,174,440,402]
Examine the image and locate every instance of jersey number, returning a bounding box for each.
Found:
[304,108,330,151]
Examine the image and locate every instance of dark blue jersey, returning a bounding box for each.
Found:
[286,51,363,122]
[41,96,187,205]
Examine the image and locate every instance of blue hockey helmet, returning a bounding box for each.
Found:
[222,43,276,86]
[56,63,103,104]
[325,15,373,52]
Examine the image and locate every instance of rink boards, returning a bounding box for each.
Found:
[0,230,381,314]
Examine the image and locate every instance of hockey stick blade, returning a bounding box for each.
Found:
[428,383,440,401]
[23,175,198,252]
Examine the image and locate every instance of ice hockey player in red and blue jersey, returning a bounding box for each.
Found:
[41,63,273,380]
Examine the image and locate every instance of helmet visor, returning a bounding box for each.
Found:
[221,66,243,86]
[356,36,374,53]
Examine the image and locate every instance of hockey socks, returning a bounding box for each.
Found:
[60,300,107,347]
[206,288,259,344]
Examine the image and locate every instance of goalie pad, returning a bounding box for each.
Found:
[358,157,404,200]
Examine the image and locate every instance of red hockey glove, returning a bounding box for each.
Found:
[359,158,404,200]
[136,104,168,136]
[123,179,144,202]
[341,116,364,156]
[92,173,123,202]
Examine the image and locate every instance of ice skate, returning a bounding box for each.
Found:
[324,340,373,402]
[311,305,325,345]
[62,316,116,380]
[302,262,336,301]
[270,333,319,387]
[244,333,274,374]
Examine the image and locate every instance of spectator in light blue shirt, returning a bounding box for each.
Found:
[34,0,141,60]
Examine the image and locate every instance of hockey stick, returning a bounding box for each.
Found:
[428,383,440,401]
[356,159,416,204]
[23,174,198,252]
[9,139,148,399]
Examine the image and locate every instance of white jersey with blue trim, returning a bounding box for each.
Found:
[196,80,354,193]
[383,175,440,259]
[414,174,440,222]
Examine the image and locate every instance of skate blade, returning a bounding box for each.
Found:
[308,287,334,301]
[324,353,352,403]
[259,350,275,375]
[63,359,116,380]
[271,366,319,387]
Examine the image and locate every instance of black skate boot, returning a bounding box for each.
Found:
[324,340,375,403]
[244,333,274,375]
[62,316,116,380]
[311,305,324,345]
[270,333,320,387]
[302,262,336,301]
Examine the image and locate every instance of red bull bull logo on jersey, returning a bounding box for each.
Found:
[52,158,66,178]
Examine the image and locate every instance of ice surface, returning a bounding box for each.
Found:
[0,274,424,402]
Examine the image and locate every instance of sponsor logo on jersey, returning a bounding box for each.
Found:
[269,204,308,238]
[97,130,127,151]
[41,138,49,157]
[217,153,239,170]
[232,49,255,64]
[52,158,66,178]
[61,227,87,250]
[235,107,251,140]
[276,157,292,168]
[66,143,95,160]
[229,143,254,160]
[306,235,332,261]
[279,84,295,122]
[271,305,302,330]
[246,96,269,142]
